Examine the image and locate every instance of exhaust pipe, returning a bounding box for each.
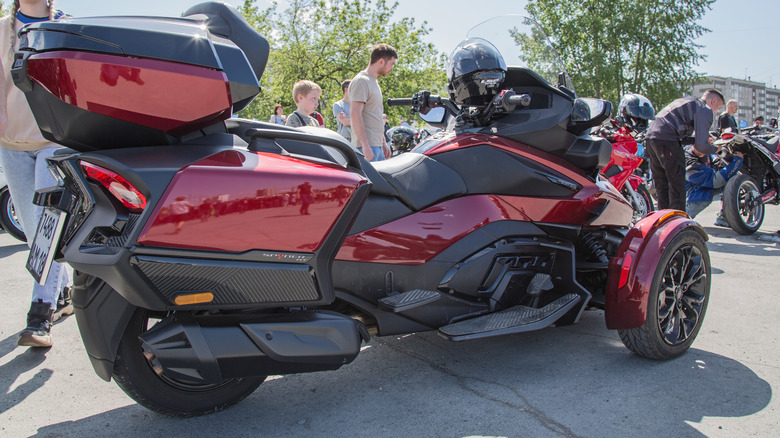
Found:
[139,311,367,386]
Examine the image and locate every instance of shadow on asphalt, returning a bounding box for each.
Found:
[705,228,780,257]
[27,312,771,437]
[0,334,53,415]
[0,241,28,259]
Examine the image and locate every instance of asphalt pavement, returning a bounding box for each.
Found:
[1,201,778,437]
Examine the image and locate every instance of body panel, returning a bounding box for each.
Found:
[137,150,366,252]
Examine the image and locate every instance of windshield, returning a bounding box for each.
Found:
[466,15,574,95]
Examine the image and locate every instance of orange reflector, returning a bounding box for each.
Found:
[654,210,687,227]
[618,252,632,289]
[174,292,214,305]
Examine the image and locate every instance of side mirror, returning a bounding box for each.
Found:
[568,98,612,135]
[419,107,446,124]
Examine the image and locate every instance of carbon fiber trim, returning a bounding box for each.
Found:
[132,256,319,305]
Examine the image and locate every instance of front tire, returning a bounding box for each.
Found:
[0,190,26,242]
[722,174,764,235]
[618,229,710,360]
[112,307,266,417]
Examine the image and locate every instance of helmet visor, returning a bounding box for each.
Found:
[626,105,655,120]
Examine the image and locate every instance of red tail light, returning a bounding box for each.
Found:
[80,161,147,213]
[721,132,735,140]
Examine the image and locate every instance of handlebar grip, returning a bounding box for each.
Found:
[387,98,413,106]
[507,94,531,107]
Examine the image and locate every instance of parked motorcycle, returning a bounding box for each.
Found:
[713,125,780,234]
[16,5,711,416]
[596,121,655,223]
[0,164,26,241]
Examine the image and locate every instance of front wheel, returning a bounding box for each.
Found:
[0,190,26,242]
[618,229,710,360]
[722,173,764,235]
[624,183,655,224]
[112,307,266,417]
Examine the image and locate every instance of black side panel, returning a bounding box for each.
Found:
[349,195,412,234]
[563,137,613,171]
[22,87,179,150]
[433,145,578,197]
[333,220,547,335]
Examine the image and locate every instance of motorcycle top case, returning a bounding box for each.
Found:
[11,15,265,151]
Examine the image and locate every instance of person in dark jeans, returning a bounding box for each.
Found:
[644,89,724,211]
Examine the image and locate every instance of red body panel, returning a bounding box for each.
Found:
[338,133,633,265]
[604,210,707,329]
[137,150,366,252]
[337,195,530,264]
[603,127,643,190]
[26,51,232,132]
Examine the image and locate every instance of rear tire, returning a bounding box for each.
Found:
[722,174,764,235]
[112,307,265,416]
[618,229,710,360]
[0,190,26,242]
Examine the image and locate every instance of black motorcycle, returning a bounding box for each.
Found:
[714,126,780,234]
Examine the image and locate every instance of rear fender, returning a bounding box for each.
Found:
[71,272,136,381]
[605,210,707,329]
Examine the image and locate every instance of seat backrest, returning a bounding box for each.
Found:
[183,2,269,84]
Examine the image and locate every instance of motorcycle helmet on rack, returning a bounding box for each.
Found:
[447,38,507,106]
[387,125,418,152]
[616,93,655,132]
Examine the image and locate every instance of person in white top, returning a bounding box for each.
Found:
[0,0,72,348]
[349,44,397,162]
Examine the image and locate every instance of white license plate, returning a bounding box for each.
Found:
[26,207,67,285]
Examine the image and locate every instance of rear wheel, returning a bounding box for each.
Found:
[0,190,26,242]
[722,174,764,235]
[112,307,266,416]
[618,229,710,360]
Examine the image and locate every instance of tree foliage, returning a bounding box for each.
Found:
[525,0,715,110]
[238,0,446,128]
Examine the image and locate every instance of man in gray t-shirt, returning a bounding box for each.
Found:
[349,44,397,162]
[333,80,352,143]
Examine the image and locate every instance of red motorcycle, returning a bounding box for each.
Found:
[598,121,655,223]
[17,6,711,416]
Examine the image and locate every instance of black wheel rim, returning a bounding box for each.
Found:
[737,179,763,228]
[656,243,707,346]
[141,312,234,392]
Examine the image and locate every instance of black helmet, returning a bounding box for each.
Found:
[617,93,655,132]
[387,126,418,152]
[447,38,507,106]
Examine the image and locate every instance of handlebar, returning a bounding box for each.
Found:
[387,98,413,107]
[386,91,460,118]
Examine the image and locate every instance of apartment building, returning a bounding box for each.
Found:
[692,76,780,125]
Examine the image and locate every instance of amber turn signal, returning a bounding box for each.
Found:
[174,292,214,305]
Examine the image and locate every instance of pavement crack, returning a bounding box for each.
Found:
[376,338,584,438]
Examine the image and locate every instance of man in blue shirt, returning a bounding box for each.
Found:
[685,145,743,221]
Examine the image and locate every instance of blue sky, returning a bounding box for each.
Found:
[53,0,780,88]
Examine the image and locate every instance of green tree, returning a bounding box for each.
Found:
[238,0,446,129]
[525,0,715,109]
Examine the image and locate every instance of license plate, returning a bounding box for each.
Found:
[26,207,67,285]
